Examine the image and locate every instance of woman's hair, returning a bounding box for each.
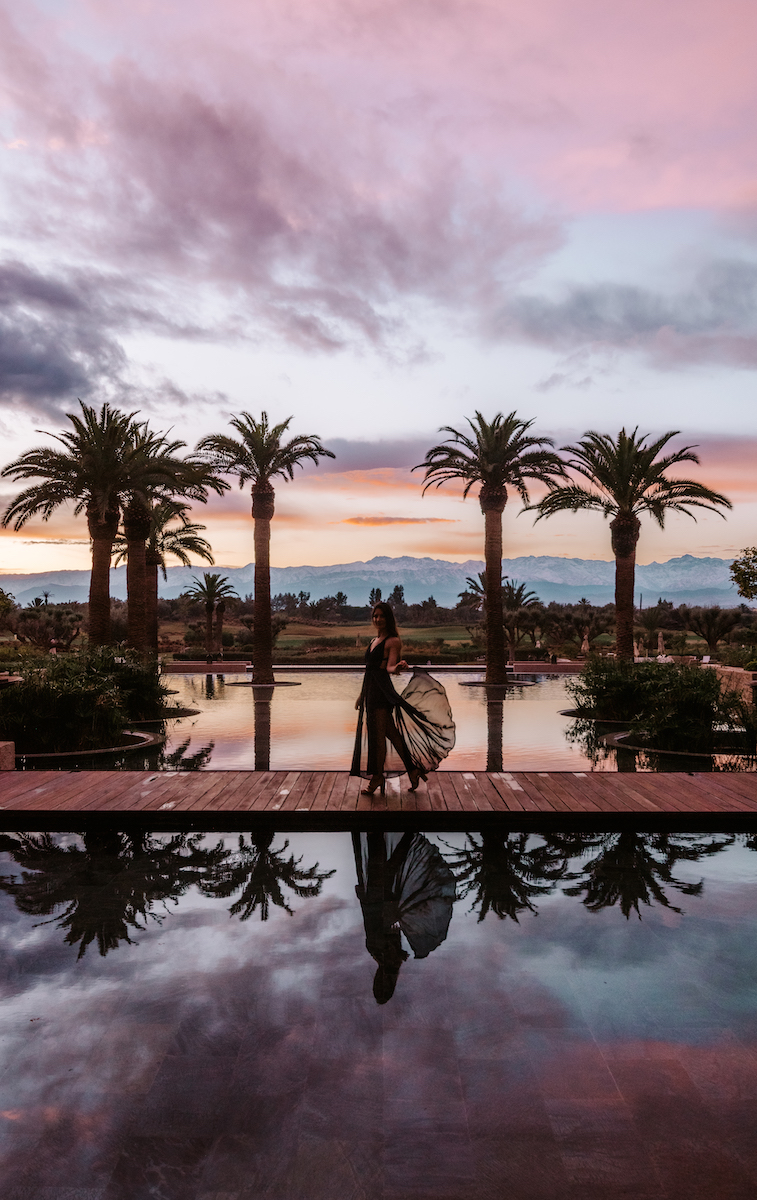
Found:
[373,601,398,639]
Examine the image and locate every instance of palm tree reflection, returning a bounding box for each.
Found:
[0,830,227,958]
[445,832,567,921]
[353,832,456,1004]
[162,737,215,771]
[253,685,274,771]
[550,831,732,918]
[199,832,334,920]
[486,698,504,772]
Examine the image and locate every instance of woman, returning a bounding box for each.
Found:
[351,601,455,795]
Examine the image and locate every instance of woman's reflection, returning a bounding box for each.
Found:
[352,832,456,1004]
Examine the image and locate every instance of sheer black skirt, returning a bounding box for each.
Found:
[350,667,456,778]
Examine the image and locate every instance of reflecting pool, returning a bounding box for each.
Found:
[2,827,757,1197]
[159,672,610,772]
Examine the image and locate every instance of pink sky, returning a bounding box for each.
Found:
[1,0,756,571]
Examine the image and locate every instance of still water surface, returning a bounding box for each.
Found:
[1,827,756,1196]
[163,671,604,772]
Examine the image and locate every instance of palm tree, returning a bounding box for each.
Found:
[114,501,214,653]
[415,412,564,684]
[121,427,226,653]
[678,605,742,658]
[0,831,228,958]
[198,831,335,920]
[2,402,137,644]
[197,413,334,684]
[555,831,730,919]
[184,572,239,659]
[444,832,566,921]
[532,429,731,661]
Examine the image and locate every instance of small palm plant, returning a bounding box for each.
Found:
[115,500,214,653]
[197,413,334,684]
[415,412,564,684]
[184,573,239,659]
[532,429,731,660]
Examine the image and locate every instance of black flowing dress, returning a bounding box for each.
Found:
[350,638,456,778]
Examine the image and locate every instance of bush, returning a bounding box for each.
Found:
[568,657,757,754]
[0,647,170,754]
[567,657,657,721]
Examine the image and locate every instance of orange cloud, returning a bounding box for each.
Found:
[341,516,456,526]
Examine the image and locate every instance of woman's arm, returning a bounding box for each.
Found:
[384,636,408,674]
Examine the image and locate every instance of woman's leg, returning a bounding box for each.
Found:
[372,708,388,774]
[384,710,416,774]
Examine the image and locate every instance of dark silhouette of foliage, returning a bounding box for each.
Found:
[198,831,335,920]
[548,831,732,918]
[444,832,567,921]
[0,831,228,957]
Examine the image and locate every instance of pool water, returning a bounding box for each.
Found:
[1,826,756,1197]
[161,671,611,772]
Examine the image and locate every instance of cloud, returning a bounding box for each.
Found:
[0,7,559,360]
[342,516,456,525]
[311,438,435,473]
[0,259,238,420]
[503,260,757,367]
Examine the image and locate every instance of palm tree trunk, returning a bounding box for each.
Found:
[252,483,275,685]
[480,486,507,685]
[145,551,160,654]
[214,598,226,658]
[486,699,504,771]
[611,514,641,662]
[253,685,274,770]
[87,507,119,646]
[124,501,152,653]
[205,602,214,660]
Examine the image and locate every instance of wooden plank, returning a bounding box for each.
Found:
[292,772,324,812]
[522,772,593,815]
[425,772,447,812]
[278,772,313,811]
[568,772,653,815]
[654,773,757,814]
[412,780,433,812]
[268,772,303,813]
[5,768,757,815]
[492,773,550,813]
[472,773,511,812]
[16,771,138,812]
[437,773,463,812]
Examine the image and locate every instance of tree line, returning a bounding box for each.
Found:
[1,402,744,684]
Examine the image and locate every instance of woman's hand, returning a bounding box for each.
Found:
[396,660,409,672]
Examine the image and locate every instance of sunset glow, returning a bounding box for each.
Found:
[1,0,756,572]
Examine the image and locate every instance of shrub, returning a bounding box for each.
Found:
[0,647,169,754]
[568,657,757,754]
[567,657,658,721]
[630,665,723,753]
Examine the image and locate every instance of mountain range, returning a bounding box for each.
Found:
[0,554,742,608]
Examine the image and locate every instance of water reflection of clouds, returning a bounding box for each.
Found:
[1,832,757,1192]
[167,673,601,771]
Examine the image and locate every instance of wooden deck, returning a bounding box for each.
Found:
[3,769,757,826]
